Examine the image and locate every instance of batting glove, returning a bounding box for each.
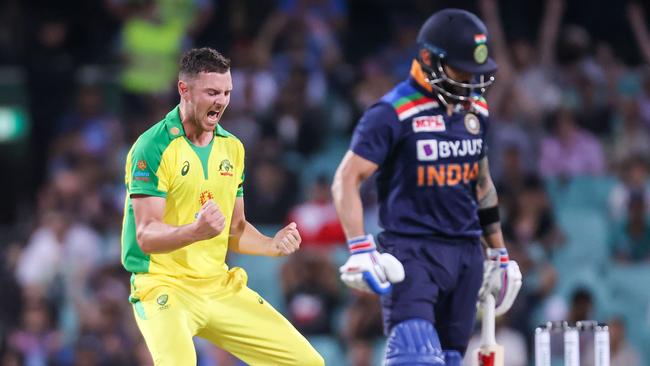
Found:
[339,234,405,294]
[478,248,523,316]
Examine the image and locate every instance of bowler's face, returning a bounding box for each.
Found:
[184,71,232,132]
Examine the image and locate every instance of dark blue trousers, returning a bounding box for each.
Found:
[378,232,484,354]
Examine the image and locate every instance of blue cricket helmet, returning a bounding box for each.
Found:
[416,8,497,103]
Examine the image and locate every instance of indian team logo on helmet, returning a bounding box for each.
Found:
[464,113,481,135]
[474,33,488,64]
[474,44,488,64]
[219,159,233,177]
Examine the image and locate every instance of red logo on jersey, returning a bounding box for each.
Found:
[137,160,147,170]
[199,190,215,205]
[413,115,445,132]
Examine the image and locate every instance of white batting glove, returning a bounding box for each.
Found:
[339,235,405,294]
[478,248,522,316]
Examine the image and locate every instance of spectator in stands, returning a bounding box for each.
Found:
[0,348,23,366]
[281,250,340,335]
[24,12,76,193]
[501,176,560,341]
[15,208,101,297]
[479,0,564,122]
[343,292,383,366]
[353,59,395,113]
[573,70,613,138]
[256,0,346,77]
[243,158,299,225]
[112,0,186,118]
[488,88,539,183]
[286,176,345,249]
[221,42,278,147]
[503,175,563,253]
[567,288,594,324]
[261,65,327,157]
[609,155,650,220]
[638,67,650,129]
[539,108,606,178]
[0,243,23,345]
[376,14,419,81]
[610,191,650,262]
[6,296,61,366]
[72,300,135,366]
[54,84,124,166]
[4,2,650,365]
[611,98,650,165]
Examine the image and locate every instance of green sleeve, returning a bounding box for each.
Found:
[127,134,170,197]
[236,170,244,197]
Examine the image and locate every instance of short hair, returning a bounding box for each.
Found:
[179,47,230,80]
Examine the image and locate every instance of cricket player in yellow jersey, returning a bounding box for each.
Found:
[121,47,323,366]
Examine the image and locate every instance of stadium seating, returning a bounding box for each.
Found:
[545,176,617,214]
[553,207,610,269]
[606,264,650,364]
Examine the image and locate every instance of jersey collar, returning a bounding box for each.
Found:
[408,60,436,98]
[165,105,229,138]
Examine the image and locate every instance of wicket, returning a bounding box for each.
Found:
[535,320,610,366]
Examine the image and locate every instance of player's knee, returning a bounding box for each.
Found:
[385,318,445,365]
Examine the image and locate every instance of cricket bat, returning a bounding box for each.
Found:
[475,293,504,366]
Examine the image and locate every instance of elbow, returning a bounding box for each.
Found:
[136,231,155,254]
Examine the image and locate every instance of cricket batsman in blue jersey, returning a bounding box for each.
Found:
[332,9,523,365]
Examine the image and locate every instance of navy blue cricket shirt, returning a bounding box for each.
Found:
[350,78,490,239]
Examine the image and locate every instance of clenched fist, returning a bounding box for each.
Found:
[194,200,226,240]
[271,222,301,256]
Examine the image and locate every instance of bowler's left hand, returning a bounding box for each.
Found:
[272,222,301,256]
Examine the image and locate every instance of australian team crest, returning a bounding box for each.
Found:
[464,113,481,135]
[219,159,233,176]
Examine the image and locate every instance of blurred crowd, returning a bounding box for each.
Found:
[1,0,650,365]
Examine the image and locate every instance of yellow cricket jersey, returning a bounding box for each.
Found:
[121,105,244,279]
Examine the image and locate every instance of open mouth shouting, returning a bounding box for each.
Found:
[207,107,223,124]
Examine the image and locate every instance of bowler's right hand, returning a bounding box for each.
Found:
[194,200,226,240]
[339,234,405,294]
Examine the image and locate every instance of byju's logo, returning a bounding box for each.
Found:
[416,139,483,161]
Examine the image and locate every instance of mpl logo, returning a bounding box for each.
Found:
[412,115,445,133]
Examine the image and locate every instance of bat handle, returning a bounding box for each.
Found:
[481,293,497,347]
